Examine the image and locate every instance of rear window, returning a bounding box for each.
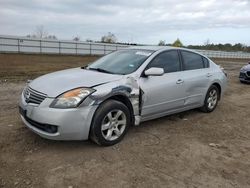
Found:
[181,51,204,70]
[202,57,210,68]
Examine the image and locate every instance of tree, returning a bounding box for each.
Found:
[204,39,210,46]
[45,35,57,40]
[26,34,38,38]
[86,38,93,42]
[172,38,183,47]
[34,25,48,39]
[27,25,57,39]
[158,40,166,46]
[186,42,250,52]
[73,36,81,41]
[101,32,117,43]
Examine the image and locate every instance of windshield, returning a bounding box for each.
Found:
[87,49,154,75]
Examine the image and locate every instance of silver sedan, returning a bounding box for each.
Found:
[19,46,227,146]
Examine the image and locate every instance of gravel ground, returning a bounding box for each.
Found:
[0,54,250,188]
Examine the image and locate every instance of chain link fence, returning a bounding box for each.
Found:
[1,35,250,59]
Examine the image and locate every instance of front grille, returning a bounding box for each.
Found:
[247,71,250,77]
[24,87,47,105]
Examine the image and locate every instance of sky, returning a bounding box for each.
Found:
[0,0,250,45]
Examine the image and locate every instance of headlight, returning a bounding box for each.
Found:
[241,67,247,72]
[50,88,95,108]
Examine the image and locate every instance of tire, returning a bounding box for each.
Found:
[200,85,219,113]
[90,100,131,146]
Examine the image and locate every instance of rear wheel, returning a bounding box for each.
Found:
[90,100,130,146]
[200,85,219,113]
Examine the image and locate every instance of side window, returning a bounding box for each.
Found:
[202,57,210,68]
[147,50,181,73]
[181,51,204,70]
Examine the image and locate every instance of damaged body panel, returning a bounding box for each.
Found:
[90,76,142,125]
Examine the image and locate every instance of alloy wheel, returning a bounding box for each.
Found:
[207,89,218,110]
[101,110,127,141]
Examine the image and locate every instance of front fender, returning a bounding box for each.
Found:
[88,77,141,125]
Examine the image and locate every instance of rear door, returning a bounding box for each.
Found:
[139,50,186,119]
[179,50,211,107]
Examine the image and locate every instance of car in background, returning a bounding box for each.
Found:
[239,62,250,83]
[19,46,227,146]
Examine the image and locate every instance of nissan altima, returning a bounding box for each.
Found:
[19,46,227,146]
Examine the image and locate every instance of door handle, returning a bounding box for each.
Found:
[207,73,212,77]
[176,79,184,84]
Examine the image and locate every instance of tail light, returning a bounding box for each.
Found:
[219,65,227,77]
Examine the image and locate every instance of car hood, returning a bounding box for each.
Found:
[29,68,123,97]
[242,64,250,71]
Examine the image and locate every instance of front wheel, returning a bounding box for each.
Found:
[200,85,219,113]
[90,100,131,146]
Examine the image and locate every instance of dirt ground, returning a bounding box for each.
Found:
[0,54,250,188]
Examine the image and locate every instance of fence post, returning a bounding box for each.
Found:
[40,40,42,54]
[59,41,61,55]
[90,43,92,55]
[76,42,77,55]
[104,44,106,55]
[17,39,20,53]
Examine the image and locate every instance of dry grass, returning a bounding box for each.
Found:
[0,54,99,82]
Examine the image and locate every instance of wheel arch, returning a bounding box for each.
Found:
[91,93,135,127]
[105,94,135,126]
[211,82,222,100]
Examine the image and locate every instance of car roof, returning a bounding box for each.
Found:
[128,45,171,51]
[128,45,207,58]
[128,45,189,52]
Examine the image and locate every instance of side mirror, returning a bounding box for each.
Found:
[144,67,164,76]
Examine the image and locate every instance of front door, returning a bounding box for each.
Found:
[139,50,186,119]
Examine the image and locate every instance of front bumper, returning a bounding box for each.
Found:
[19,92,98,140]
[239,71,250,83]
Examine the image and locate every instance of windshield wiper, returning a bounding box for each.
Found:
[87,67,114,74]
